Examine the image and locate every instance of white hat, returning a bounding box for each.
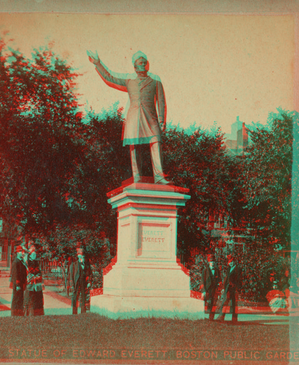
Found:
[132,51,147,65]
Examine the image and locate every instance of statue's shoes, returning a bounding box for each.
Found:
[155,177,173,185]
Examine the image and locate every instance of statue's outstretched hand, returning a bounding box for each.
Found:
[87,50,100,65]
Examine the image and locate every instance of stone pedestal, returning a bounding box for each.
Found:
[91,182,204,319]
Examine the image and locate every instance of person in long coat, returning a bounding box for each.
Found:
[25,244,44,316]
[65,256,73,297]
[10,245,27,316]
[216,254,242,323]
[70,247,93,314]
[202,254,221,320]
[87,50,171,185]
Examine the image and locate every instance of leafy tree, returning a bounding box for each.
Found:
[291,112,299,250]
[162,127,241,265]
[0,39,85,234]
[72,107,131,236]
[241,109,293,251]
[0,39,119,268]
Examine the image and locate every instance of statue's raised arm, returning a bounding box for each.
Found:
[87,50,127,92]
[87,50,172,185]
[87,50,99,65]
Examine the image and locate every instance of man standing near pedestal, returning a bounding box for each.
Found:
[87,50,171,184]
[216,254,242,324]
[202,254,221,321]
[10,245,27,316]
[70,247,93,314]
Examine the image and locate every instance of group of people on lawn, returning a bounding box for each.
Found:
[12,241,242,319]
[11,241,296,319]
[11,242,92,316]
[202,254,242,323]
[202,253,299,320]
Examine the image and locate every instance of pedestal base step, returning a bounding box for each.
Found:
[91,295,204,320]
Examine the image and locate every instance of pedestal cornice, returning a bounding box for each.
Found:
[107,182,191,210]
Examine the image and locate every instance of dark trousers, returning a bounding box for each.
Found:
[30,291,44,316]
[206,290,217,320]
[11,288,24,316]
[72,277,89,314]
[218,289,238,322]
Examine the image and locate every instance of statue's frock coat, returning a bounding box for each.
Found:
[95,62,166,146]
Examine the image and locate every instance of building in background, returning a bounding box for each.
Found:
[225,116,250,156]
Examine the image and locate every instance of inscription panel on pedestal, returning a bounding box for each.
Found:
[137,222,171,258]
[118,221,131,261]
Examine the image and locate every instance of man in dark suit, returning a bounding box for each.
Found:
[216,254,242,323]
[70,247,93,314]
[10,245,27,316]
[202,254,221,320]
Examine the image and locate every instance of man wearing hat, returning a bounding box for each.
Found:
[202,254,221,320]
[216,254,242,323]
[69,247,93,314]
[87,50,171,185]
[10,245,27,316]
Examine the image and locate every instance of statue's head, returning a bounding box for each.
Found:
[132,51,149,73]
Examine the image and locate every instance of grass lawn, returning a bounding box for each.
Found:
[0,313,295,363]
[0,314,291,349]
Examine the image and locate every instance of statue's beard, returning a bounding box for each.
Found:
[136,70,148,77]
[135,66,148,76]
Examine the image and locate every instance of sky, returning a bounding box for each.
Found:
[0,13,295,134]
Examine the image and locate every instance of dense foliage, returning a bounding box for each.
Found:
[162,127,240,265]
[241,110,293,251]
[0,40,124,263]
[0,40,83,233]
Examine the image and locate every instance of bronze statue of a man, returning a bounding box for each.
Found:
[87,50,171,185]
